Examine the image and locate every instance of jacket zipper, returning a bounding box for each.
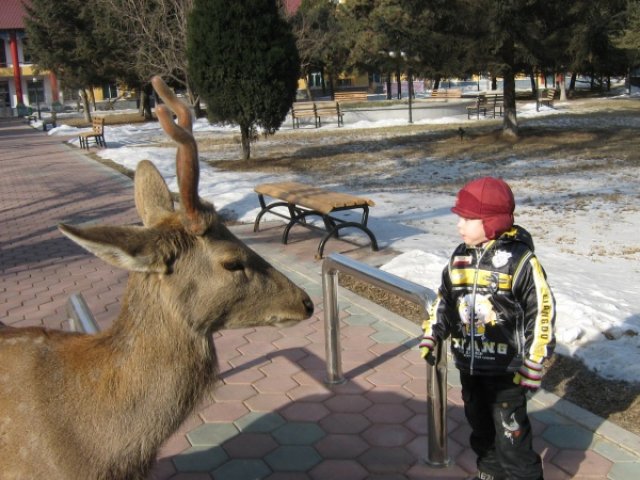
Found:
[469,244,490,375]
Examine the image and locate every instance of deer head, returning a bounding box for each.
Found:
[58,76,313,333]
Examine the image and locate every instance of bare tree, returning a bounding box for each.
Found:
[100,0,199,110]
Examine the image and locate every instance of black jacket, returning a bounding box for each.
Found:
[423,225,556,375]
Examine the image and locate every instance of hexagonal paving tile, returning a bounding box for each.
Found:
[235,411,287,433]
[223,432,278,458]
[272,422,326,445]
[172,445,228,473]
[264,445,322,472]
[314,433,369,458]
[362,424,415,447]
[187,423,239,447]
[324,394,373,413]
[364,403,414,423]
[280,402,330,422]
[320,412,371,434]
[213,458,272,479]
[309,459,368,480]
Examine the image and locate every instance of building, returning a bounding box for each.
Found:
[0,0,62,117]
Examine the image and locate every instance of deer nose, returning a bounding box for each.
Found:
[302,296,314,317]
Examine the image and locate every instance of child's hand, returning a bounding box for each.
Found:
[513,358,544,390]
[419,335,436,365]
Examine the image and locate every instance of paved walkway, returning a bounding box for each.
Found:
[1,118,639,479]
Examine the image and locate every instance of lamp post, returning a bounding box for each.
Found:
[32,77,41,119]
[389,51,413,124]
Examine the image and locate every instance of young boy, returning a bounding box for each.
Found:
[420,177,555,480]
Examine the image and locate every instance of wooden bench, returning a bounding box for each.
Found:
[467,94,488,119]
[253,181,378,259]
[291,101,342,128]
[467,93,504,119]
[78,117,106,149]
[538,88,556,107]
[430,88,462,99]
[486,93,503,117]
[334,90,368,105]
[291,102,317,128]
[314,101,343,127]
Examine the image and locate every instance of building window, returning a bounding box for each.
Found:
[27,79,43,106]
[22,37,32,64]
[0,81,10,107]
[0,39,7,67]
[102,82,118,99]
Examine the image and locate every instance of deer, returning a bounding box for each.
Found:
[0,76,314,480]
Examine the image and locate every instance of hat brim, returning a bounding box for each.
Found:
[451,205,480,219]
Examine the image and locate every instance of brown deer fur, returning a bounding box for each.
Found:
[0,76,313,480]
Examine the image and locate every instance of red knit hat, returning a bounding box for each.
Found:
[451,177,515,239]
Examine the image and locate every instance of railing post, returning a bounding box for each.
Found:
[322,262,346,385]
[67,293,100,334]
[425,341,450,467]
[321,253,450,467]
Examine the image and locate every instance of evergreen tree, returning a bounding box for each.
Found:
[291,0,346,98]
[188,0,300,160]
[24,0,123,120]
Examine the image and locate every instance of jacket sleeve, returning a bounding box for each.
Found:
[422,265,455,342]
[512,253,556,364]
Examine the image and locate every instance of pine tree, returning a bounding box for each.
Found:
[187,0,300,160]
[24,0,124,120]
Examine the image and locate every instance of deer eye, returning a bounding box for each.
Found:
[222,260,244,272]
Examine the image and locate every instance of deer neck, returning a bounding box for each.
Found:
[92,273,218,429]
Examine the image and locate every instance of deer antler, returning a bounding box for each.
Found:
[151,75,206,235]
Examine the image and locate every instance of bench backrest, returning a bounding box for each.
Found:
[92,117,105,134]
[539,88,556,100]
[431,88,462,97]
[314,101,340,113]
[334,90,368,103]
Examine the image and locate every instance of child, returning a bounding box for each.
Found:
[420,177,555,480]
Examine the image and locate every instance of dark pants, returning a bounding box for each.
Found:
[460,372,543,480]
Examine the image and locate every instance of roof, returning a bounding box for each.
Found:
[281,0,301,15]
[0,0,29,30]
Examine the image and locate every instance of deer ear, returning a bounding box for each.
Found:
[59,223,168,273]
[134,160,174,227]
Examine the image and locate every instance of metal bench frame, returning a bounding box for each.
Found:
[253,184,378,259]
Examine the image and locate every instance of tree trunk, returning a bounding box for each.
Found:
[529,71,536,95]
[433,75,441,90]
[81,88,91,123]
[386,72,392,100]
[502,68,518,139]
[89,88,96,112]
[140,83,153,120]
[569,72,577,92]
[304,70,313,101]
[396,66,402,99]
[558,72,568,101]
[240,124,251,160]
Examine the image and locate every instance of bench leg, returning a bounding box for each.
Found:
[282,210,321,244]
[316,222,379,260]
[253,199,292,232]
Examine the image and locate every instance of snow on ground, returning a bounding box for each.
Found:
[43,96,640,383]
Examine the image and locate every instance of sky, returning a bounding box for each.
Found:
[42,95,640,384]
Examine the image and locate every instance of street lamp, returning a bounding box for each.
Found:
[32,77,41,119]
[389,51,413,124]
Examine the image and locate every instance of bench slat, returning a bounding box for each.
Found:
[255,181,374,215]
